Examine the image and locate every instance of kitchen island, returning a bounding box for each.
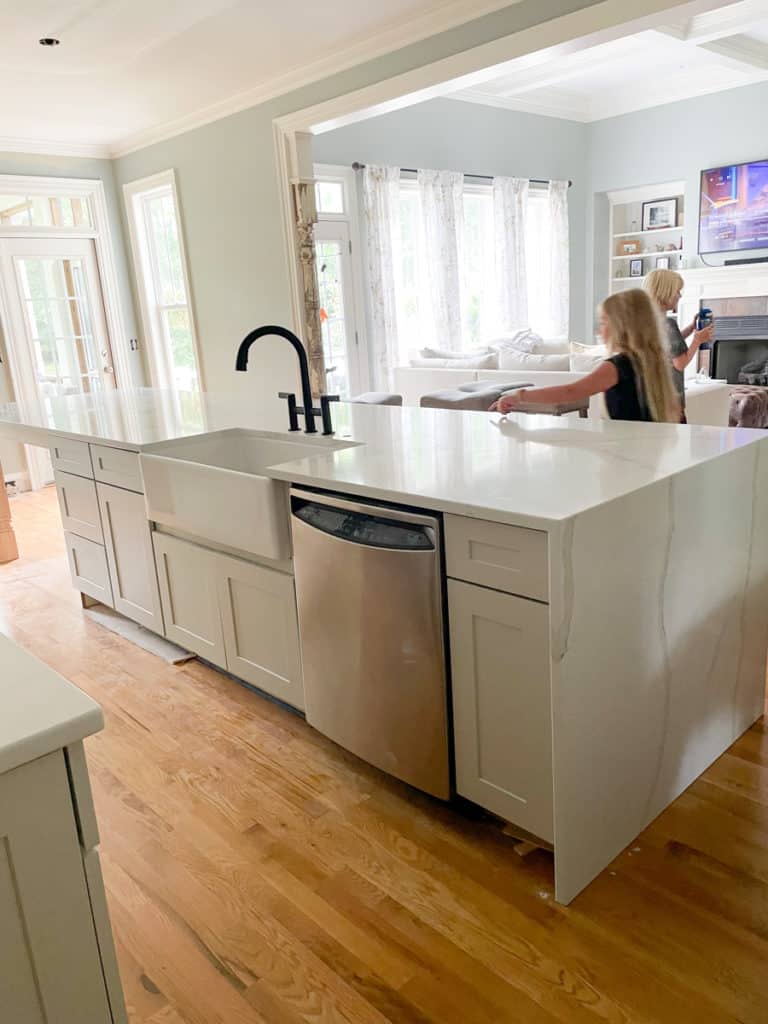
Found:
[1,387,767,904]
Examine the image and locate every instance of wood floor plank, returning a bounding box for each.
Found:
[2,487,768,1024]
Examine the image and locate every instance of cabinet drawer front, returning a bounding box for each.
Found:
[50,437,93,478]
[54,471,103,544]
[448,579,553,841]
[218,553,304,710]
[445,514,548,602]
[64,532,113,607]
[91,445,143,493]
[153,532,226,666]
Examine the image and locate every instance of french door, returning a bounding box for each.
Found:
[0,237,114,486]
[314,220,365,396]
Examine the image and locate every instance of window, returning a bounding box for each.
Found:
[391,177,565,360]
[124,171,201,393]
[0,193,92,228]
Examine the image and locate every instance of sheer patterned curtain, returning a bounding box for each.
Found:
[492,176,529,332]
[362,165,400,389]
[416,169,465,351]
[547,179,570,338]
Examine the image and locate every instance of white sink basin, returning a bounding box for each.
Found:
[140,428,356,560]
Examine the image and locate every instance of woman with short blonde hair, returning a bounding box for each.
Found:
[492,289,679,422]
[646,268,714,421]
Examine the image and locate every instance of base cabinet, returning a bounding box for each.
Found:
[64,531,113,607]
[0,748,126,1023]
[153,532,226,664]
[152,533,305,708]
[218,551,304,709]
[448,578,553,842]
[97,483,164,633]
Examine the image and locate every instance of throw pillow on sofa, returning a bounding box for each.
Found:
[497,349,570,372]
[486,328,542,354]
[570,341,609,373]
[409,352,499,370]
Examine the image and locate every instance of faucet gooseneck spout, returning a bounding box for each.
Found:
[235,324,318,434]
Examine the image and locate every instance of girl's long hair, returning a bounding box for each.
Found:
[601,289,678,423]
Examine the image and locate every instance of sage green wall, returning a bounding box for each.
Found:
[113,0,605,413]
[0,152,140,478]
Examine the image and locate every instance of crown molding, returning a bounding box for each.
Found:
[109,0,521,157]
[0,136,112,160]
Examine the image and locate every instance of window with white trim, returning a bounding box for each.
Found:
[124,171,201,393]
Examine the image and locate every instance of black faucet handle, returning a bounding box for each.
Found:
[278,391,300,432]
[319,394,340,436]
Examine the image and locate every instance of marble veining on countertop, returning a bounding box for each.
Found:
[1,387,767,527]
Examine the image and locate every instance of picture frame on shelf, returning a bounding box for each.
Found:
[629,259,643,278]
[619,239,642,255]
[656,256,671,270]
[641,197,678,232]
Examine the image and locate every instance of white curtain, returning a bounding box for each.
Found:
[416,169,465,352]
[547,179,570,338]
[492,176,529,332]
[362,165,400,389]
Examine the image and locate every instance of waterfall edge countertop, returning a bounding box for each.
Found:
[0,632,103,776]
[1,386,767,529]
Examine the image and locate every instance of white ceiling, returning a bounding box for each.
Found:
[0,0,515,155]
[447,0,768,122]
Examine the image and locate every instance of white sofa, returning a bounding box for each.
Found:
[393,366,731,426]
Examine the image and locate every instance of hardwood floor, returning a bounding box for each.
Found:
[3,486,768,1024]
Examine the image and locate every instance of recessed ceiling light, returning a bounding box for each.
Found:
[39,37,60,47]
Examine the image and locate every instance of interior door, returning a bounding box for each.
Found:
[0,237,115,487]
[314,220,364,396]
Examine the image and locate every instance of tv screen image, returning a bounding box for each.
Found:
[699,159,768,254]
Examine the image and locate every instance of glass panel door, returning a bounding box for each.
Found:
[314,220,362,396]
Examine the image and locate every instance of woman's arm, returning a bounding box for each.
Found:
[671,324,714,371]
[490,361,618,413]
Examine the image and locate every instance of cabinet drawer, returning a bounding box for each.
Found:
[65,532,113,607]
[50,437,93,478]
[445,514,548,602]
[54,471,103,544]
[91,445,143,493]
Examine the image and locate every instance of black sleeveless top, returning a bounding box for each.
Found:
[604,355,653,422]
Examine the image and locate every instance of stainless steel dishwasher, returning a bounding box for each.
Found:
[290,487,450,799]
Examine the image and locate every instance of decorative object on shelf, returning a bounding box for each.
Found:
[655,243,665,252]
[641,197,678,232]
[656,256,671,270]
[629,259,643,278]
[619,239,642,256]
[665,242,678,251]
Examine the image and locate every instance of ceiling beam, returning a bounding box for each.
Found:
[699,33,768,70]
[656,0,768,44]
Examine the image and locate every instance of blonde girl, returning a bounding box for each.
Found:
[492,289,679,422]
[645,268,713,421]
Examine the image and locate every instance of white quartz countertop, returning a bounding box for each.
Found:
[2,387,766,527]
[0,633,103,776]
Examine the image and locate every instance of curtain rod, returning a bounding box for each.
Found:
[351,162,571,187]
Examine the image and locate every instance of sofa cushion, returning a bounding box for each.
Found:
[497,349,571,372]
[570,342,609,372]
[410,352,499,370]
[419,345,492,359]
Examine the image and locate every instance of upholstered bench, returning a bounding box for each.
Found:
[729,386,768,429]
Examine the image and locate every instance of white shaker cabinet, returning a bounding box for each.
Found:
[448,579,553,842]
[152,531,226,666]
[218,552,304,710]
[98,482,164,633]
[0,635,126,1024]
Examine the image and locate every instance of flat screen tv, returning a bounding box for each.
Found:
[698,159,768,255]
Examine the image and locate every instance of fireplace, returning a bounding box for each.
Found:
[703,296,768,384]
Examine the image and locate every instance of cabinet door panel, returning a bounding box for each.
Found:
[54,470,103,543]
[98,483,163,633]
[218,554,304,709]
[448,579,553,842]
[0,751,112,1023]
[153,532,225,667]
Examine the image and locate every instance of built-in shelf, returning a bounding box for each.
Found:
[612,276,647,283]
[613,226,684,239]
[611,250,685,261]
